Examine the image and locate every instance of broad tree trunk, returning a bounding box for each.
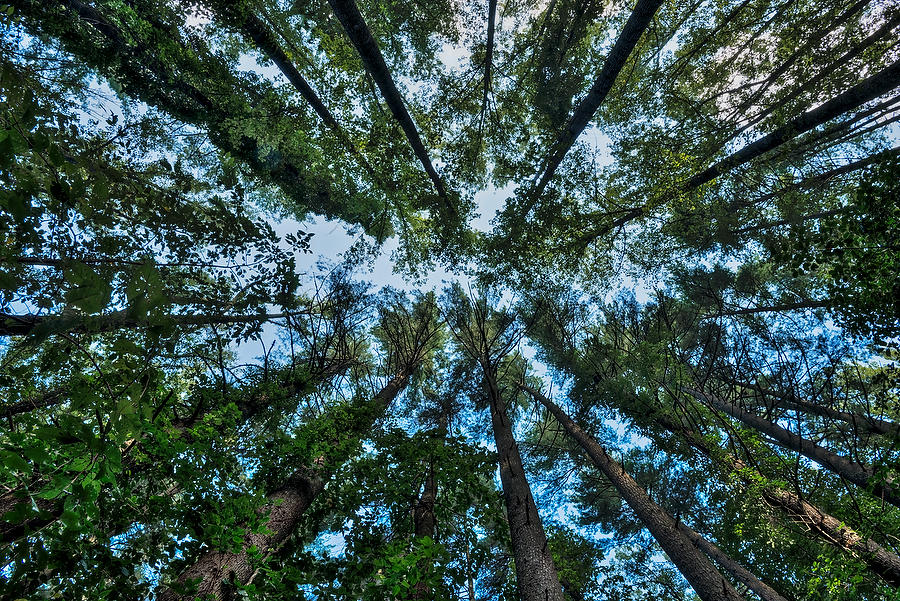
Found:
[675,521,789,601]
[685,58,900,190]
[0,361,352,547]
[684,387,900,508]
[408,459,437,600]
[524,386,745,601]
[652,411,900,586]
[485,371,565,601]
[529,0,665,203]
[158,372,412,601]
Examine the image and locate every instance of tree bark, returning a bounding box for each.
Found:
[0,311,294,337]
[685,58,900,190]
[326,0,449,204]
[684,387,900,508]
[0,361,352,547]
[651,411,900,586]
[480,0,498,131]
[158,372,412,601]
[528,0,665,204]
[484,372,565,601]
[675,521,790,601]
[524,386,746,601]
[408,458,436,600]
[727,380,900,440]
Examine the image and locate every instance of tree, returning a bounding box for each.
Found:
[3,0,900,599]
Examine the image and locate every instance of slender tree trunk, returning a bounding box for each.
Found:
[203,2,379,181]
[651,411,900,586]
[675,521,790,601]
[484,370,565,601]
[725,380,900,440]
[685,58,900,190]
[701,300,831,319]
[2,389,66,418]
[529,0,665,204]
[524,386,745,601]
[480,0,498,132]
[0,311,294,337]
[732,147,900,211]
[158,372,412,601]
[684,387,900,508]
[326,0,449,205]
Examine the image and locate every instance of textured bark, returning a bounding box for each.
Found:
[0,362,351,547]
[0,311,293,336]
[2,389,66,418]
[528,0,665,203]
[159,373,411,600]
[729,380,900,440]
[326,0,448,203]
[651,412,900,586]
[675,521,790,601]
[685,58,900,190]
[485,374,565,601]
[407,460,436,600]
[158,467,325,601]
[480,0,498,129]
[525,386,745,601]
[685,387,900,508]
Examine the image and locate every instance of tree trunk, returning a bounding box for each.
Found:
[700,300,831,319]
[529,0,665,204]
[524,386,745,601]
[651,411,900,586]
[203,2,379,181]
[158,372,411,601]
[408,459,436,600]
[726,380,900,440]
[484,371,565,601]
[480,0,498,131]
[675,521,790,601]
[0,311,294,337]
[326,0,449,205]
[685,58,900,190]
[684,387,900,508]
[0,361,352,547]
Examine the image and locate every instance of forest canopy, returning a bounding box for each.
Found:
[1,0,899,600]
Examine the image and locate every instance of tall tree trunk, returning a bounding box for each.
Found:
[724,379,900,440]
[528,0,665,204]
[651,411,900,586]
[0,361,352,547]
[480,0,498,133]
[685,58,900,190]
[203,2,379,181]
[158,372,412,601]
[700,300,831,319]
[484,370,565,601]
[675,521,790,601]
[523,386,745,601]
[326,0,449,206]
[408,459,437,600]
[684,387,900,508]
[0,311,294,337]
